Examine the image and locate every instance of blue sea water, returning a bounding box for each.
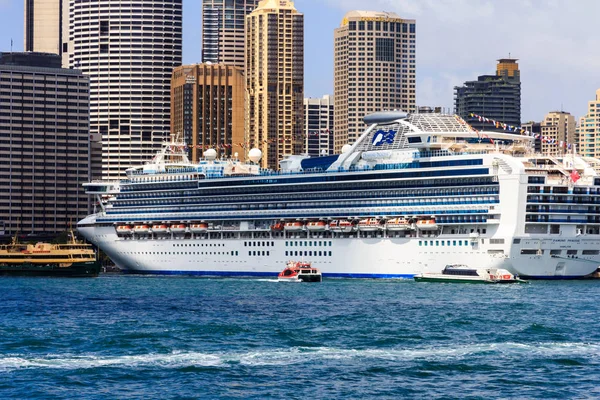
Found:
[1,276,600,399]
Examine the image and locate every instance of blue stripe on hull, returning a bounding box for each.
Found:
[123,270,415,279]
[521,275,587,280]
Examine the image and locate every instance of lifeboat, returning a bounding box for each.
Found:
[190,223,209,233]
[278,261,322,283]
[284,221,304,232]
[170,224,187,233]
[270,222,284,232]
[416,219,438,231]
[306,221,327,232]
[329,220,354,233]
[357,218,382,232]
[151,224,169,234]
[116,225,133,235]
[133,224,150,234]
[386,218,411,231]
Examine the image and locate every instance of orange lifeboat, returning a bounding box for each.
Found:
[133,224,150,234]
[170,224,187,233]
[386,218,411,231]
[152,224,168,234]
[357,218,382,232]
[416,219,438,231]
[270,222,284,232]
[284,221,304,232]
[116,225,133,235]
[190,223,209,233]
[329,220,354,233]
[306,221,327,232]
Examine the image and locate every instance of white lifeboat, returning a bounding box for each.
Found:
[386,218,411,231]
[306,221,327,232]
[116,225,133,235]
[190,223,209,233]
[357,218,382,232]
[152,224,169,234]
[329,220,354,233]
[416,219,438,231]
[133,224,150,234]
[284,221,304,232]
[170,224,187,233]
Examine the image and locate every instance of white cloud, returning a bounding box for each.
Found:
[322,0,600,120]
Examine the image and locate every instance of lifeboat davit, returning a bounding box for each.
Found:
[116,225,133,235]
[133,224,150,234]
[190,223,209,233]
[170,224,187,233]
[416,219,438,231]
[386,218,411,231]
[270,222,284,232]
[357,218,382,232]
[152,224,169,234]
[329,220,354,233]
[284,221,304,232]
[306,221,327,232]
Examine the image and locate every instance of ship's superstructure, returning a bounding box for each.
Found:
[78,112,600,278]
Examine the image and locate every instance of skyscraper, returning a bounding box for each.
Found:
[24,0,65,55]
[202,0,259,69]
[171,64,245,161]
[0,52,90,235]
[576,89,600,158]
[454,59,521,132]
[304,95,334,157]
[333,11,416,153]
[245,0,304,169]
[64,0,183,180]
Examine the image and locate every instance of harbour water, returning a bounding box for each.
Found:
[1,276,600,399]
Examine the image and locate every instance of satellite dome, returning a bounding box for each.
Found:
[248,148,262,163]
[341,144,352,154]
[204,148,217,160]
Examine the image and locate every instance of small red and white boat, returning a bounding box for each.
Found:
[190,223,209,233]
[133,224,150,234]
[386,218,411,231]
[270,222,284,231]
[284,221,304,232]
[170,224,187,233]
[277,261,322,283]
[151,224,169,234]
[416,218,438,231]
[357,218,382,231]
[329,220,354,233]
[116,225,133,235]
[306,221,327,232]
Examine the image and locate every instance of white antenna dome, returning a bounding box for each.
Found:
[204,148,217,160]
[248,148,262,163]
[341,144,352,154]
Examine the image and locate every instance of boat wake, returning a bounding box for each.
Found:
[2,342,599,371]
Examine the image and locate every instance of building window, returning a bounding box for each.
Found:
[376,38,395,62]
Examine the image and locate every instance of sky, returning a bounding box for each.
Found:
[1,0,599,122]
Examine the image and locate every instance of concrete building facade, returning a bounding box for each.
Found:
[0,52,90,235]
[24,0,65,55]
[576,89,600,158]
[540,111,576,156]
[64,0,183,180]
[171,64,245,161]
[333,11,416,153]
[202,0,259,69]
[245,0,304,169]
[304,95,334,157]
[455,58,521,132]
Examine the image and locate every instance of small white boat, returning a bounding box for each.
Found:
[151,224,169,234]
[278,261,322,282]
[329,220,354,233]
[116,225,133,235]
[416,218,438,231]
[190,223,208,233]
[306,221,327,231]
[386,218,411,231]
[133,225,150,234]
[170,224,187,233]
[414,264,527,284]
[284,221,304,232]
[357,218,382,231]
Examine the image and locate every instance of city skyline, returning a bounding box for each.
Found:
[1,0,600,122]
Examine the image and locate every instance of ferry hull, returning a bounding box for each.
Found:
[0,261,101,277]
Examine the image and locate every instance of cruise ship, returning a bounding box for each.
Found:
[77,112,600,279]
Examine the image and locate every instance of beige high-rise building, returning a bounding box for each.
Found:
[334,11,416,153]
[202,0,259,69]
[171,64,245,161]
[245,0,304,169]
[540,111,576,156]
[24,0,65,55]
[576,89,600,158]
